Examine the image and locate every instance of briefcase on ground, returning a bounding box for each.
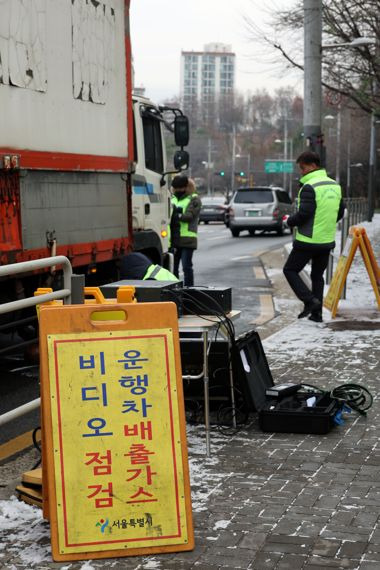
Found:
[232,330,342,435]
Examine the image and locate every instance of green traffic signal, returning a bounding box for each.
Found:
[220,171,225,176]
[239,171,245,177]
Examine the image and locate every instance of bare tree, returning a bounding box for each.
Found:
[245,0,380,116]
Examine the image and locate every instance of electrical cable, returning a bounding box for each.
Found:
[180,290,236,342]
[330,383,373,416]
[31,426,42,469]
[300,382,373,416]
[178,288,374,426]
[172,286,252,431]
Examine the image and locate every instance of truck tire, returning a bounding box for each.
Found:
[231,228,240,237]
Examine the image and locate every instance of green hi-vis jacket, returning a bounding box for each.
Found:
[144,264,178,282]
[171,192,201,249]
[290,169,343,246]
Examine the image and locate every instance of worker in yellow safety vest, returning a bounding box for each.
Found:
[120,252,178,282]
[170,175,201,286]
[283,151,345,322]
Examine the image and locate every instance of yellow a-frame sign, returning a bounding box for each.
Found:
[324,226,380,318]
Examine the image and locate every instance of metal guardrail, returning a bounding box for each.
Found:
[0,256,73,427]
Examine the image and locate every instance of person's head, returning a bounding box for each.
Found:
[120,252,151,279]
[296,151,321,176]
[171,175,189,195]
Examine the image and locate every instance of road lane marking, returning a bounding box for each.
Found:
[0,430,41,462]
[206,235,226,241]
[250,294,275,325]
[253,265,266,280]
[231,255,252,261]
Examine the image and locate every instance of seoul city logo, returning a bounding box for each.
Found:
[95,518,111,534]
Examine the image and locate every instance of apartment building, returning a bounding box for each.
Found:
[180,43,235,124]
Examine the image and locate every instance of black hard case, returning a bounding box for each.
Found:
[233,330,340,435]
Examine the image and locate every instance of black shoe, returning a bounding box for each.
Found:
[308,312,323,323]
[298,298,321,319]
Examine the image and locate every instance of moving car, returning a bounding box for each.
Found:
[199,196,228,224]
[227,186,293,237]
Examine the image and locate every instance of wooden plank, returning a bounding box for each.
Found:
[324,226,380,317]
[324,228,359,317]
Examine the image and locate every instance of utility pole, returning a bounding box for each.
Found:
[289,137,294,199]
[303,0,324,164]
[283,114,288,191]
[231,125,236,195]
[207,138,212,196]
[346,112,351,199]
[367,110,376,221]
[335,107,341,182]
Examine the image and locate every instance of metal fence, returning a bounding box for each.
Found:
[325,197,368,286]
[0,256,73,427]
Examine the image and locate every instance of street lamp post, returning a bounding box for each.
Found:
[324,113,342,182]
[274,138,294,196]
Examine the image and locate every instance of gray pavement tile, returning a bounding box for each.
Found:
[305,556,360,568]
[261,541,311,555]
[237,532,266,550]
[311,538,340,557]
[321,527,373,540]
[365,542,380,554]
[147,560,192,569]
[275,554,308,569]
[329,510,356,526]
[212,531,242,547]
[247,551,282,569]
[197,554,255,568]
[338,540,368,558]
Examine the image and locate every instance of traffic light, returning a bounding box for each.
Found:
[219,170,225,176]
[239,171,245,177]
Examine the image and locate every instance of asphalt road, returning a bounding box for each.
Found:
[0,223,291,449]
[191,222,291,332]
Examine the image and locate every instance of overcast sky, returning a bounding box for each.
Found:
[130,0,302,104]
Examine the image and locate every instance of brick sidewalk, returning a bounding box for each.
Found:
[1,222,379,570]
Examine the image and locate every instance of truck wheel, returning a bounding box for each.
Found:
[248,229,256,236]
[231,228,240,237]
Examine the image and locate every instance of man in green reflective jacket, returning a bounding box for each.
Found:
[120,252,178,282]
[283,151,345,322]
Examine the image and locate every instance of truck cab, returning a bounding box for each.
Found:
[132,95,189,269]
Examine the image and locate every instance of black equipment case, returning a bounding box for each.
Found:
[100,280,183,315]
[232,330,341,435]
[182,286,232,316]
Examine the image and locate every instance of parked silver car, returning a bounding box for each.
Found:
[227,186,294,237]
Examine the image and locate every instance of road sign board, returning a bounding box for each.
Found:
[265,160,294,174]
[39,302,194,562]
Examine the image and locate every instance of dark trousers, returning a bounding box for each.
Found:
[283,246,331,306]
[174,247,194,286]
